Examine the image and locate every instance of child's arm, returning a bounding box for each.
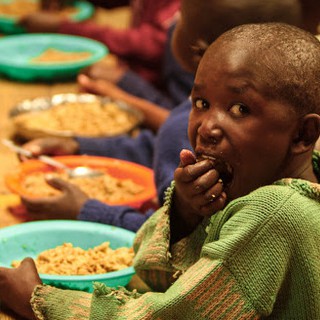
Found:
[20,137,79,161]
[21,176,89,220]
[170,149,227,243]
[0,258,42,320]
[79,199,155,232]
[79,63,177,109]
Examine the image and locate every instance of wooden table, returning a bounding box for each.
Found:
[0,6,149,319]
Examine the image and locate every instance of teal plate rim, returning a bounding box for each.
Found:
[0,33,108,70]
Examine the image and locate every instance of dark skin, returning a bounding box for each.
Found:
[0,258,41,320]
[21,175,89,220]
[17,137,89,220]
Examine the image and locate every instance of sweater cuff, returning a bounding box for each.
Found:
[31,284,91,320]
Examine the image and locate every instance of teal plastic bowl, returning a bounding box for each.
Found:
[0,220,136,292]
[0,0,94,34]
[0,33,108,81]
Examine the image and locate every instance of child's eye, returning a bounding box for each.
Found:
[229,103,249,117]
[194,98,210,110]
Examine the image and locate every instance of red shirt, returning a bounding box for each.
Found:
[59,0,180,84]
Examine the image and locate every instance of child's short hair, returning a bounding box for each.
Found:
[214,22,320,115]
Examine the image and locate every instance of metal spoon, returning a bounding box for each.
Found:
[2,139,103,178]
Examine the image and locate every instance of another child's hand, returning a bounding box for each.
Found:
[21,176,89,220]
[171,149,227,240]
[18,11,66,33]
[20,137,79,162]
[79,59,128,85]
[0,258,41,320]
[77,74,133,103]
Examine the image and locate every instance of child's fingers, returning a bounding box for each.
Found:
[198,192,227,217]
[189,180,224,211]
[20,194,64,214]
[45,175,73,191]
[203,178,224,200]
[175,159,214,183]
[192,169,221,194]
[179,149,196,167]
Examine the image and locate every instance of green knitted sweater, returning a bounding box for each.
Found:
[31,151,320,320]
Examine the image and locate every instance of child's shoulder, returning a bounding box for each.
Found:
[223,179,320,227]
[205,181,320,257]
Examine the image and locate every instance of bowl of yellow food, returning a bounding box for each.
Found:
[0,0,94,34]
[10,93,143,139]
[0,34,107,81]
[0,220,136,292]
[5,155,157,209]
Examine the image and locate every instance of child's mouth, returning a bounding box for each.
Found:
[196,155,233,185]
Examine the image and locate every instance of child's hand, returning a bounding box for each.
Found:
[18,11,66,33]
[77,74,130,100]
[21,176,89,220]
[0,258,41,320]
[79,59,128,85]
[171,149,227,242]
[20,137,79,162]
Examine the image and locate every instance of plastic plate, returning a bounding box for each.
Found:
[0,0,94,34]
[0,33,108,81]
[5,155,156,208]
[0,220,136,292]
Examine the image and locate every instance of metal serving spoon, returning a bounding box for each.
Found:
[2,139,103,179]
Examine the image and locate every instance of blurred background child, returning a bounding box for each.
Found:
[19,0,181,86]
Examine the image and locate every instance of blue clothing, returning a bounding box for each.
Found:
[117,23,194,110]
[76,131,155,168]
[76,24,193,232]
[77,100,192,231]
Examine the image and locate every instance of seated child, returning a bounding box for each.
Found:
[19,0,303,232]
[18,0,181,85]
[1,22,319,320]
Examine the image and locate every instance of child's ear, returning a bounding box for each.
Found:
[291,114,320,154]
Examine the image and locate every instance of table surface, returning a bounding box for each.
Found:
[0,6,150,319]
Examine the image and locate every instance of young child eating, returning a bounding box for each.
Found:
[1,21,319,319]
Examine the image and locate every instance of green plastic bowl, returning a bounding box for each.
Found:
[0,33,108,81]
[0,0,94,34]
[0,220,136,292]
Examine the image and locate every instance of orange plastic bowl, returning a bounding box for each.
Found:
[5,155,156,209]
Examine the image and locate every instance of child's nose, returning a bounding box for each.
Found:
[197,117,223,145]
